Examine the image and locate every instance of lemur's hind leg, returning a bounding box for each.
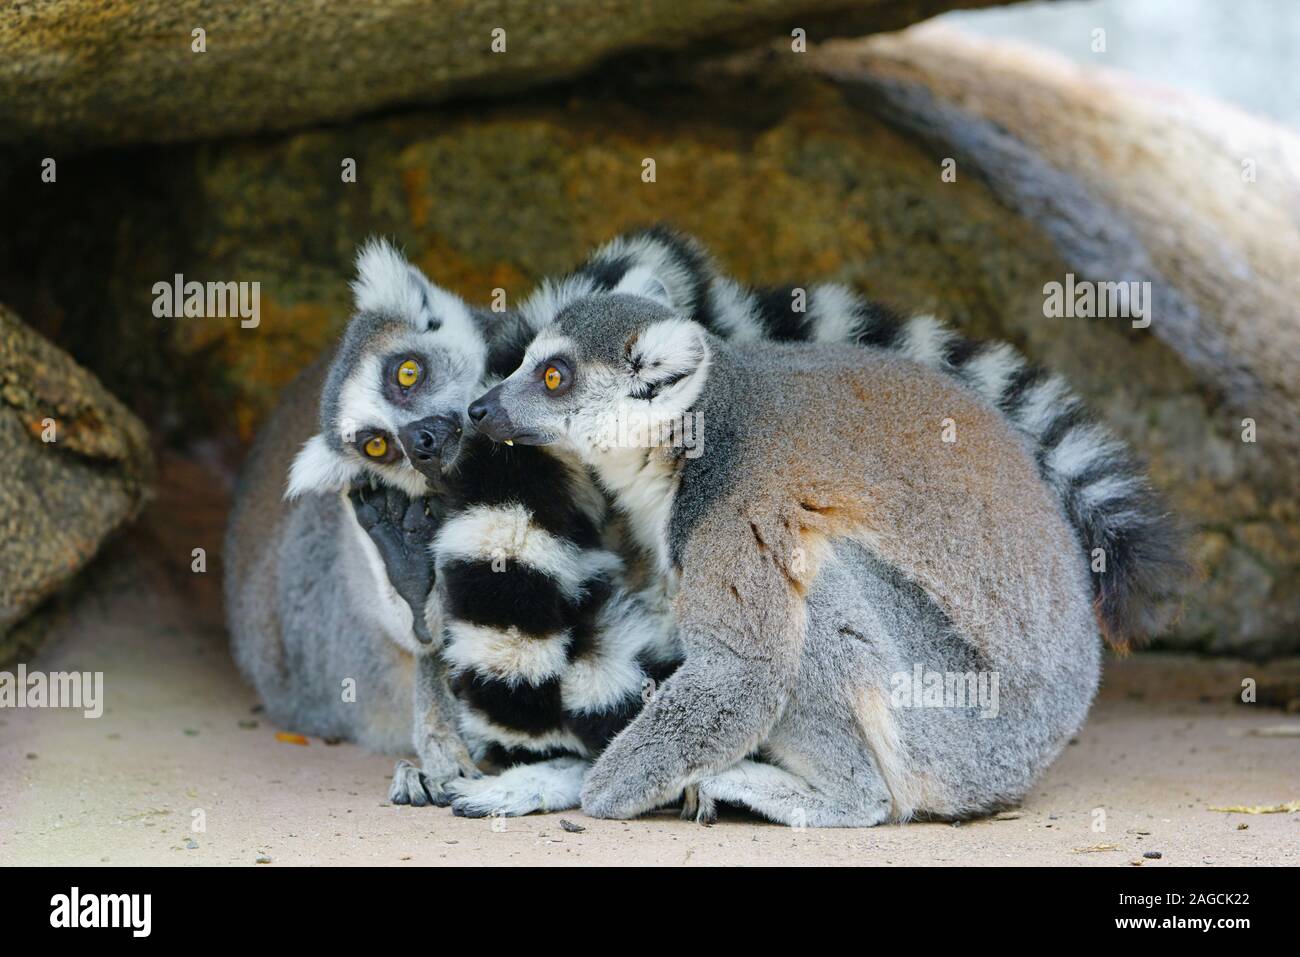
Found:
[396,652,480,807]
[684,605,897,829]
[351,485,478,804]
[683,542,928,829]
[348,484,445,642]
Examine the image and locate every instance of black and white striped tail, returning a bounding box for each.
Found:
[433,434,680,766]
[869,312,1186,649]
[538,225,1186,649]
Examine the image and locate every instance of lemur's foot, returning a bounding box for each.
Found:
[445,777,546,818]
[388,759,453,808]
[680,784,718,824]
[349,485,444,640]
[444,758,587,818]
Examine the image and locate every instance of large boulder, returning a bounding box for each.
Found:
[0,305,153,663]
[0,26,1294,653]
[0,0,1003,148]
[820,25,1300,653]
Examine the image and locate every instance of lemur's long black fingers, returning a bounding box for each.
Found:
[348,484,439,640]
[377,534,432,604]
[352,487,422,574]
[402,496,426,533]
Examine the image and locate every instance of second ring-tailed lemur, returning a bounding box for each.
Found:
[228,225,1181,821]
[228,233,697,815]
[223,259,486,806]
[468,265,1185,825]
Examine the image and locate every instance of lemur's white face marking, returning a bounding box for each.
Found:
[286,239,488,499]
[468,269,711,465]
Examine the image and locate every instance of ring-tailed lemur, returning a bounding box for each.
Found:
[229,225,1182,820]
[467,266,1185,825]
[482,226,1183,649]
[224,248,488,807]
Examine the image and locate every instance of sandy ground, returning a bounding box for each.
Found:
[5,600,1298,866]
[2,459,1297,866]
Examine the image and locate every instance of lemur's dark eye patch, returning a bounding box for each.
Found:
[356,429,400,464]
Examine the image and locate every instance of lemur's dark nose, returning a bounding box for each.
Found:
[467,384,526,445]
[412,429,437,459]
[468,384,504,427]
[399,413,461,478]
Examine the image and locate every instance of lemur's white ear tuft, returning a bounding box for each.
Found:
[351,238,435,329]
[625,318,710,402]
[286,434,360,499]
[614,266,674,310]
[351,238,482,350]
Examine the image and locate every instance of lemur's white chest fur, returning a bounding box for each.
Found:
[589,445,681,583]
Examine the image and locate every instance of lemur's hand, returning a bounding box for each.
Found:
[389,758,469,808]
[581,726,682,820]
[389,750,479,808]
[348,484,444,643]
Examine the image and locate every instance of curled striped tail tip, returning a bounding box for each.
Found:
[1094,505,1191,652]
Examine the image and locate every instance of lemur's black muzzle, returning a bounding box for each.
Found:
[399,413,462,479]
[468,385,549,445]
[467,384,517,443]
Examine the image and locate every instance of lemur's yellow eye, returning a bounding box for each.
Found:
[364,436,388,458]
[544,366,562,391]
[397,359,420,388]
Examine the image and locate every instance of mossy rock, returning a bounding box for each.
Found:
[0,304,153,661]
